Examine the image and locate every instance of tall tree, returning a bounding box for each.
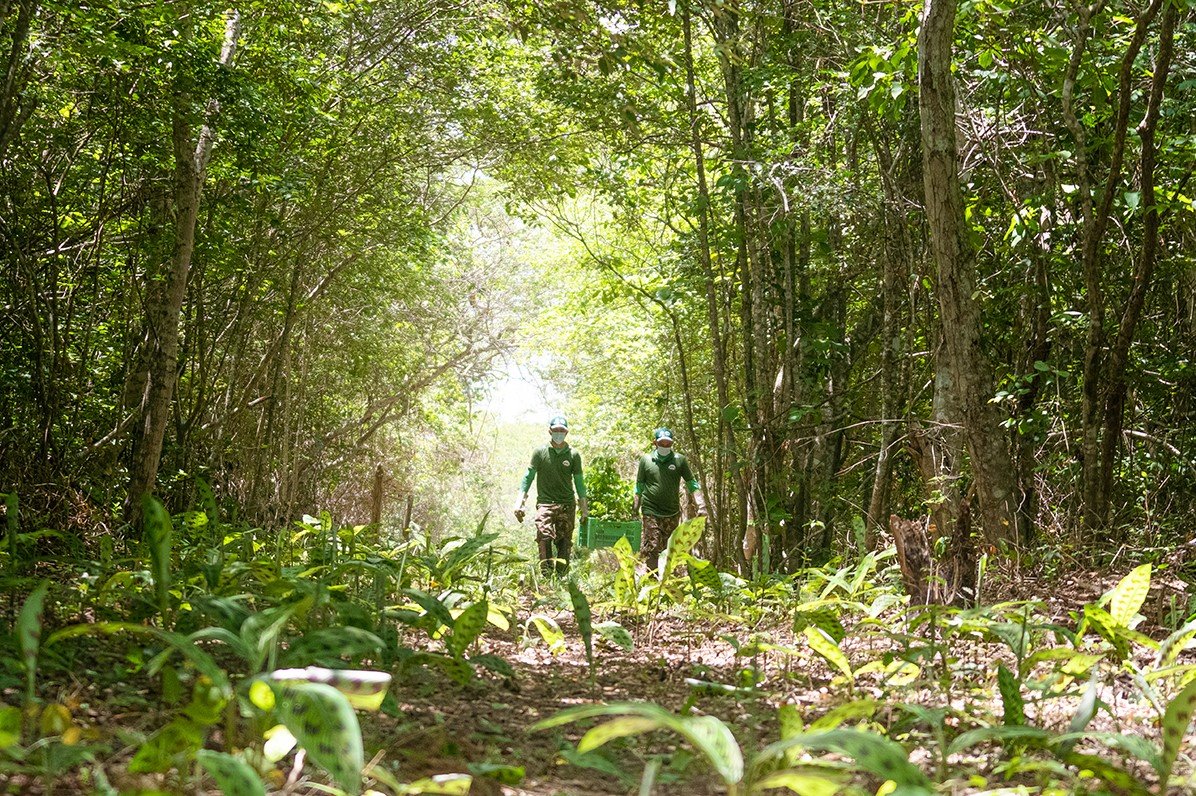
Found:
[917,0,1020,546]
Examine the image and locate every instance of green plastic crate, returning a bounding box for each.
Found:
[580,519,642,552]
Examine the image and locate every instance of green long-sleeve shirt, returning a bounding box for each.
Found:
[520,444,586,505]
[635,450,699,517]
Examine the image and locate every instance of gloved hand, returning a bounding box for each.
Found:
[694,493,707,518]
[514,508,525,523]
[578,498,588,527]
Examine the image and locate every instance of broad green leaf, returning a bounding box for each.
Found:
[1159,678,1196,785]
[778,703,804,764]
[1051,731,1160,773]
[753,769,843,796]
[687,557,723,593]
[567,582,593,672]
[1057,677,1099,755]
[760,729,931,789]
[998,664,1024,726]
[467,762,524,785]
[410,651,474,685]
[402,589,456,633]
[578,716,664,751]
[1157,620,1196,669]
[128,717,204,773]
[1055,751,1150,796]
[196,749,266,796]
[528,614,566,654]
[241,601,307,671]
[281,627,385,667]
[809,699,877,731]
[0,705,20,748]
[594,621,634,652]
[448,600,488,659]
[531,702,743,785]
[1109,564,1151,627]
[18,580,49,703]
[611,536,638,608]
[399,773,473,794]
[142,495,173,623]
[1083,606,1131,660]
[660,516,706,579]
[681,714,744,785]
[271,681,363,794]
[803,626,852,680]
[794,602,846,643]
[948,725,1051,755]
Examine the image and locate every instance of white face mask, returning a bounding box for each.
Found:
[655,444,673,457]
[550,431,567,444]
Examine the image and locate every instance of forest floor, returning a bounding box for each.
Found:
[372,564,1194,796]
[4,563,1193,795]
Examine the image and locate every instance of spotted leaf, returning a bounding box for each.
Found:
[196,749,266,796]
[270,681,363,795]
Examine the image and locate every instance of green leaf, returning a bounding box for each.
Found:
[532,702,743,785]
[18,579,49,704]
[280,626,385,667]
[567,582,593,673]
[128,717,204,774]
[594,621,634,652]
[196,749,266,796]
[1051,731,1160,774]
[1157,619,1196,669]
[528,614,566,654]
[0,705,22,748]
[948,724,1050,755]
[803,626,852,680]
[998,664,1024,726]
[687,557,723,593]
[143,495,174,623]
[448,600,489,659]
[271,681,363,794]
[1108,564,1151,626]
[410,651,474,685]
[578,716,663,751]
[760,729,931,790]
[1057,676,1100,755]
[611,536,638,608]
[778,703,805,763]
[402,589,456,633]
[1159,678,1196,785]
[241,601,306,671]
[794,602,846,643]
[753,769,843,796]
[1056,751,1150,795]
[659,516,705,579]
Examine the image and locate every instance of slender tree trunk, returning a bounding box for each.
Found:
[1099,3,1175,535]
[918,0,1019,547]
[683,1,744,570]
[125,11,240,524]
[1064,0,1164,532]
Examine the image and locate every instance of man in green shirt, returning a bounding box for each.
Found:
[634,427,705,565]
[514,415,588,576]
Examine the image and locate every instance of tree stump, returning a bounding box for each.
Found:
[890,499,977,606]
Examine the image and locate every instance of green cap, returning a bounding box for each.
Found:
[549,415,569,430]
[653,428,673,442]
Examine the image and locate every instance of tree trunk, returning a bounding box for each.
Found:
[918,0,1019,548]
[682,1,744,571]
[125,11,241,524]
